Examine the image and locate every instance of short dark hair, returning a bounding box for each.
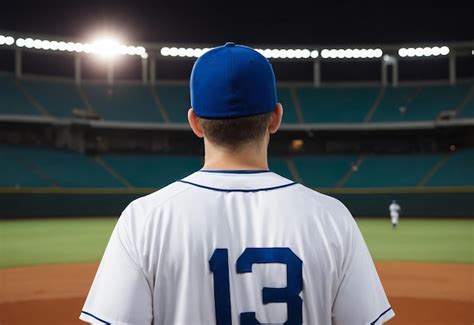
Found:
[199,112,272,149]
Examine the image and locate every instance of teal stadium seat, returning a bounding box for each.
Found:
[0,75,39,115]
[296,86,378,123]
[344,154,441,187]
[293,155,357,188]
[371,86,420,122]
[269,157,293,179]
[21,78,84,118]
[155,84,189,123]
[457,87,474,118]
[277,87,298,123]
[0,146,122,187]
[374,84,470,122]
[102,154,203,188]
[0,146,51,187]
[426,149,474,186]
[83,83,163,122]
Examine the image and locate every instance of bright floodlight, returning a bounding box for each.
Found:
[92,38,121,57]
[270,49,279,58]
[16,38,25,47]
[169,47,179,57]
[261,49,270,58]
[24,38,34,48]
[301,49,311,58]
[422,47,433,56]
[160,47,170,56]
[0,35,15,46]
[440,46,450,55]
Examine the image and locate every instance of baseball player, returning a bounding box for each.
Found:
[389,200,401,229]
[80,42,394,325]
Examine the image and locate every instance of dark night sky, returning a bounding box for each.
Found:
[1,2,473,45]
[1,2,473,81]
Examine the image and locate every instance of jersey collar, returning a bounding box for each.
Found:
[179,170,297,192]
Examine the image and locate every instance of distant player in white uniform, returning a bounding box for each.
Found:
[389,200,401,229]
[80,42,394,325]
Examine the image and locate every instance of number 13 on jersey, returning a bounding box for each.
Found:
[209,247,303,325]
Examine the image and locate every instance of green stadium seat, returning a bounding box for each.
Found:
[155,84,189,123]
[20,78,84,118]
[426,149,474,186]
[0,75,39,116]
[296,86,378,123]
[373,84,470,122]
[0,146,52,187]
[277,87,299,123]
[293,155,357,188]
[344,154,441,187]
[83,83,163,123]
[102,153,203,188]
[269,157,293,180]
[457,89,474,118]
[0,146,123,187]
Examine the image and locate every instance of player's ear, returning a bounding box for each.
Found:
[268,103,283,134]
[188,108,204,138]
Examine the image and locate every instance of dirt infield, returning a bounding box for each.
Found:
[0,262,472,324]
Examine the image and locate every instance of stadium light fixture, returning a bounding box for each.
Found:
[160,46,318,60]
[160,46,212,58]
[11,35,148,59]
[320,48,383,59]
[398,46,450,57]
[0,35,15,46]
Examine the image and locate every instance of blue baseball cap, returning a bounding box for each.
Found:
[190,42,277,119]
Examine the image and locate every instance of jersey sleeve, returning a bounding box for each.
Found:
[332,217,395,325]
[79,209,153,325]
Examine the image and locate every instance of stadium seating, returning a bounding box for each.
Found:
[296,86,378,123]
[370,86,420,122]
[343,154,442,187]
[372,84,470,122]
[1,73,473,123]
[426,148,474,186]
[0,146,123,187]
[0,75,39,115]
[82,83,164,122]
[102,153,203,188]
[277,87,299,123]
[0,146,51,187]
[20,78,84,118]
[268,157,293,180]
[293,155,357,187]
[1,145,472,189]
[155,84,189,123]
[457,93,474,118]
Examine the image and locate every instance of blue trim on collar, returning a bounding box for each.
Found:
[370,307,392,325]
[178,180,297,192]
[199,169,271,174]
[81,311,111,324]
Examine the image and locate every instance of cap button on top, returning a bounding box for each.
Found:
[225,42,236,47]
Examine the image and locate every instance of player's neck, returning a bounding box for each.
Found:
[202,140,269,171]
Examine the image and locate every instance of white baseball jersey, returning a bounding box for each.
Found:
[389,203,400,220]
[80,170,394,325]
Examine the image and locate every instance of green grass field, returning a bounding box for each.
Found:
[356,219,473,263]
[0,218,472,267]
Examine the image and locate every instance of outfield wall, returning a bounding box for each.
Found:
[1,187,473,218]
